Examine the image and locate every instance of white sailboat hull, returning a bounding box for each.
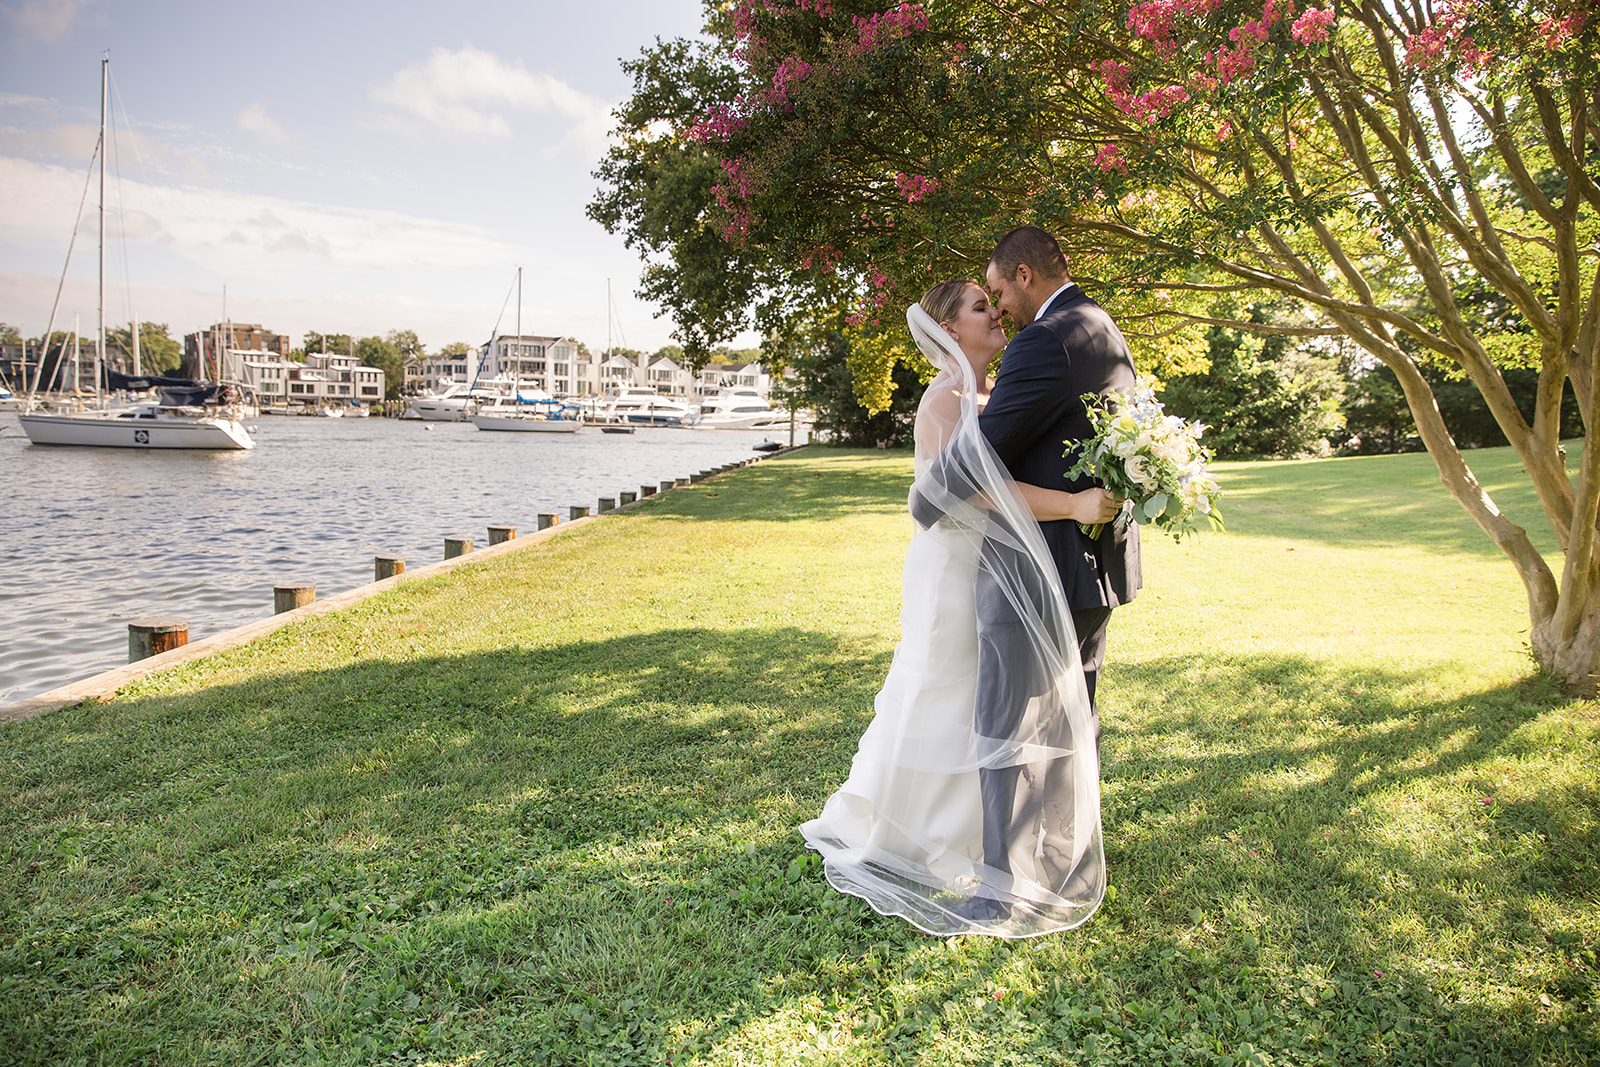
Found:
[17,410,255,450]
[471,414,580,433]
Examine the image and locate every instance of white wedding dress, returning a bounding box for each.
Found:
[800,303,1105,938]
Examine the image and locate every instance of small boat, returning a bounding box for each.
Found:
[600,424,636,435]
[472,395,581,433]
[753,440,783,453]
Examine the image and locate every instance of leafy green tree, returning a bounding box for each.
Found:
[355,336,403,400]
[780,320,920,446]
[1160,305,1345,458]
[0,323,21,345]
[596,0,1600,691]
[304,331,351,356]
[386,329,425,359]
[104,321,182,376]
[438,341,473,358]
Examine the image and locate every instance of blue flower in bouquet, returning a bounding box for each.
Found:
[1065,380,1223,540]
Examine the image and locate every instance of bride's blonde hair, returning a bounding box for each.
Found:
[920,279,978,326]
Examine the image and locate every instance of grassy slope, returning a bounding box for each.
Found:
[1,446,1596,1066]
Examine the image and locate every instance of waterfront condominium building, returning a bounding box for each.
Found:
[182,323,292,382]
[237,351,384,407]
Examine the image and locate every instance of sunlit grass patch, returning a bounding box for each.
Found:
[2,446,1597,1064]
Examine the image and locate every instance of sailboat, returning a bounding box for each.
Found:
[16,57,254,451]
[467,267,583,433]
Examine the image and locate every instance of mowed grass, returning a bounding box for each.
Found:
[1,445,1596,1066]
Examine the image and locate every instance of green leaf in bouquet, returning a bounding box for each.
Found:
[1139,493,1168,522]
[1162,494,1185,520]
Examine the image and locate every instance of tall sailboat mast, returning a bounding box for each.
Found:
[96,54,107,406]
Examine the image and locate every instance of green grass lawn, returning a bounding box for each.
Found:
[2,446,1596,1065]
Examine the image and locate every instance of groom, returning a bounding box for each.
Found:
[973,226,1141,904]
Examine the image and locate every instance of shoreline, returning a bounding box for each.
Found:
[0,446,805,724]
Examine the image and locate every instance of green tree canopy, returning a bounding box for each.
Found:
[594,0,1600,691]
[355,336,403,401]
[104,321,182,377]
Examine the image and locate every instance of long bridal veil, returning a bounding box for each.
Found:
[800,302,1105,937]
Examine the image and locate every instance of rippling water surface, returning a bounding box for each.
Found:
[0,414,792,704]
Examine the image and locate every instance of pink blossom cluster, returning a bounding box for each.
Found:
[1126,0,1224,52]
[895,172,940,201]
[846,265,894,327]
[765,56,814,108]
[795,0,835,13]
[686,103,750,144]
[1291,7,1335,44]
[1204,0,1293,83]
[1095,143,1129,175]
[1095,59,1191,121]
[799,244,842,273]
[717,156,757,200]
[1404,0,1492,71]
[854,2,929,53]
[712,156,761,243]
[1541,9,1588,48]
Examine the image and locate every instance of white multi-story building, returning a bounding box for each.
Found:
[239,351,384,406]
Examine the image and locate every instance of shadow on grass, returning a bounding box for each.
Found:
[4,638,1598,1064]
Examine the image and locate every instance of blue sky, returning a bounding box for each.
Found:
[0,0,723,353]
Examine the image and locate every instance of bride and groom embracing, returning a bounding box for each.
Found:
[801,226,1141,938]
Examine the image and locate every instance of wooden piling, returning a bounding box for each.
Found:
[620,491,637,505]
[569,505,590,520]
[444,537,473,559]
[128,616,188,663]
[598,498,616,513]
[537,513,559,531]
[374,555,405,581]
[661,479,676,493]
[488,525,517,545]
[675,477,691,488]
[274,583,315,614]
[641,485,657,497]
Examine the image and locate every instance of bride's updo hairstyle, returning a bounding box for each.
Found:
[920,279,978,327]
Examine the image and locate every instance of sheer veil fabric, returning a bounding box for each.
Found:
[799,303,1106,937]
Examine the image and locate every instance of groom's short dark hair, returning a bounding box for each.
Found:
[990,226,1069,282]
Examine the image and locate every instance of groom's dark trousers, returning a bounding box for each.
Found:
[971,286,1140,880]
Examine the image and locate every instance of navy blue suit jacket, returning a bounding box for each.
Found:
[980,285,1142,612]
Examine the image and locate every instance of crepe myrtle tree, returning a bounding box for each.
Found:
[593,0,1600,690]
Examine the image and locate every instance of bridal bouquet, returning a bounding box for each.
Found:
[1065,380,1223,540]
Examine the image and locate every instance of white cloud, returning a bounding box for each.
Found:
[0,154,513,276]
[2,0,97,41]
[235,102,291,147]
[369,45,612,149]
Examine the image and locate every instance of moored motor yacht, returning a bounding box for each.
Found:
[688,387,793,430]
[604,387,695,427]
[404,382,476,421]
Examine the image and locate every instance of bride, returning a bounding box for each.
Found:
[800,280,1116,937]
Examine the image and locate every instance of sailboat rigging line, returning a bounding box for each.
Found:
[470,268,520,392]
[29,132,102,402]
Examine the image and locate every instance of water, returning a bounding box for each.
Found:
[0,414,793,704]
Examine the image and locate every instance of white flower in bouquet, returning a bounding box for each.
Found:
[1064,379,1224,540]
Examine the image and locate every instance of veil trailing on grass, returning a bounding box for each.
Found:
[800,302,1105,938]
